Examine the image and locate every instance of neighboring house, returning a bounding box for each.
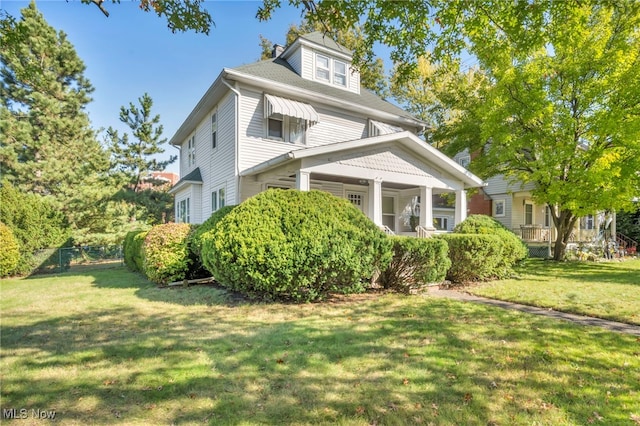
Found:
[138,171,179,191]
[169,32,484,234]
[452,151,616,244]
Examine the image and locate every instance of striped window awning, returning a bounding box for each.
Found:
[264,94,319,123]
[369,119,404,136]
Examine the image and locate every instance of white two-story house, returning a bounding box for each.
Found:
[169,32,485,234]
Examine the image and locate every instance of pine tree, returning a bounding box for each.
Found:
[0,2,114,243]
[107,92,177,224]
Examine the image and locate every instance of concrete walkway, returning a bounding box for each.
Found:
[427,287,640,336]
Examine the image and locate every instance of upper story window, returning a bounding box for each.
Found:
[187,135,196,166]
[211,111,217,149]
[457,155,471,168]
[264,94,318,145]
[315,54,330,81]
[315,53,348,87]
[334,60,347,87]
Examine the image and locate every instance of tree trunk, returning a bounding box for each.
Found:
[552,209,579,261]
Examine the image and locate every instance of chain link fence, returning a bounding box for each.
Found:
[32,246,123,274]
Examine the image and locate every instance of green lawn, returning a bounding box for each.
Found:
[467,258,640,325]
[1,267,639,425]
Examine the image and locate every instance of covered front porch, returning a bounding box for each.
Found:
[239,132,485,235]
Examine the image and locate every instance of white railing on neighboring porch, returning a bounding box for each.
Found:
[415,225,434,238]
[380,225,395,235]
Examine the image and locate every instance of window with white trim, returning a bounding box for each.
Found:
[433,216,449,231]
[212,186,226,212]
[524,203,534,225]
[187,135,196,166]
[315,54,330,81]
[267,114,284,139]
[315,54,349,87]
[458,155,470,168]
[267,114,307,144]
[177,198,190,223]
[334,60,347,87]
[494,199,505,217]
[545,206,551,227]
[211,111,217,149]
[581,214,595,230]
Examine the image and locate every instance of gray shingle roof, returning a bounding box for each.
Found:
[298,31,352,55]
[231,58,419,123]
[176,167,202,184]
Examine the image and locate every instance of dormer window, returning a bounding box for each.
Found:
[315,53,348,87]
[334,60,347,87]
[315,54,330,81]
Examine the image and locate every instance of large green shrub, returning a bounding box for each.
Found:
[0,181,70,275]
[438,234,504,282]
[378,236,450,293]
[454,214,528,274]
[123,230,149,272]
[190,205,236,259]
[142,223,193,284]
[0,222,20,277]
[201,189,392,302]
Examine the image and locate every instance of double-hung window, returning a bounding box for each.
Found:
[264,94,317,144]
[211,112,217,149]
[315,54,330,81]
[187,135,196,166]
[211,186,226,212]
[267,114,284,140]
[177,198,190,223]
[334,60,347,86]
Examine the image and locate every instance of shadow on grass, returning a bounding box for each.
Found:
[2,294,638,425]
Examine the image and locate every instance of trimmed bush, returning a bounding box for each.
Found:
[142,223,193,284]
[438,234,504,282]
[0,222,20,277]
[454,214,528,276]
[378,236,450,293]
[0,181,70,275]
[123,230,148,272]
[201,189,392,302]
[190,205,236,259]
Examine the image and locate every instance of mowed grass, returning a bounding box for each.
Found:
[467,258,640,325]
[1,267,639,425]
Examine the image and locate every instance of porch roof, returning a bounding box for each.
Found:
[168,167,203,194]
[240,131,485,189]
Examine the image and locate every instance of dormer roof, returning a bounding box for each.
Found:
[281,31,353,62]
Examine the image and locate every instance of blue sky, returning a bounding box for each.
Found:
[2,1,313,173]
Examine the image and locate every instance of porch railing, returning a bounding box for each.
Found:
[415,225,434,238]
[617,232,638,254]
[514,225,552,242]
[380,225,395,236]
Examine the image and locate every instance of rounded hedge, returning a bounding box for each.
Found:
[378,236,450,293]
[142,223,193,284]
[190,205,236,259]
[0,222,20,277]
[123,230,149,273]
[438,234,504,282]
[454,214,528,275]
[201,189,393,301]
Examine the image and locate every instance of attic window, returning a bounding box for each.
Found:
[334,60,347,86]
[315,54,330,81]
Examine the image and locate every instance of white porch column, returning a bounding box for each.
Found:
[420,186,434,229]
[454,189,467,225]
[368,177,383,226]
[295,170,310,191]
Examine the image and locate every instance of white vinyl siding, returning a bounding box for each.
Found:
[238,87,367,172]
